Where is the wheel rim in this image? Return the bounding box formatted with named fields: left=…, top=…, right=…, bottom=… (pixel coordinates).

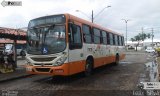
left=85, top=61, right=92, bottom=75
left=116, top=56, right=119, bottom=64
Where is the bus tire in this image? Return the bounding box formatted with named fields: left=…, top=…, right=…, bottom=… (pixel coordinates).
left=115, top=55, right=119, bottom=65
left=84, top=59, right=93, bottom=76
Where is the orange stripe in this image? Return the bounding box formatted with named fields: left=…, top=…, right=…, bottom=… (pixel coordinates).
left=26, top=63, right=69, bottom=76
left=68, top=60, right=85, bottom=75
left=94, top=56, right=115, bottom=68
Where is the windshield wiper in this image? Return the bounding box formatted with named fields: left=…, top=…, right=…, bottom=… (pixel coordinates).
left=43, top=24, right=55, bottom=43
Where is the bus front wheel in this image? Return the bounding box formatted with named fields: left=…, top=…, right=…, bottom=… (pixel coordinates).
left=84, top=59, right=93, bottom=76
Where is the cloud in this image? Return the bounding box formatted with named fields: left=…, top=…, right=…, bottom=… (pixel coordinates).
left=0, top=0, right=160, bottom=40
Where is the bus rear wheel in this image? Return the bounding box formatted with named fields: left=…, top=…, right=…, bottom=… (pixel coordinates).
left=115, top=55, right=119, bottom=65
left=84, top=59, right=93, bottom=76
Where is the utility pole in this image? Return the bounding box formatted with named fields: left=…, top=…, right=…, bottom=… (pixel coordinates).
left=141, top=27, right=144, bottom=48
left=151, top=28, right=154, bottom=48
left=92, top=10, right=94, bottom=23
left=141, top=27, right=144, bottom=41
left=121, top=19, right=130, bottom=48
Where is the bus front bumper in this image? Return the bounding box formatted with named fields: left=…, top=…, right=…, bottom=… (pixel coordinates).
left=25, top=64, right=69, bottom=76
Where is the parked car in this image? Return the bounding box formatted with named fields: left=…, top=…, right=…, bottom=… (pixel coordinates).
left=4, top=44, right=13, bottom=55
left=4, top=44, right=26, bottom=56
left=145, top=47, right=155, bottom=53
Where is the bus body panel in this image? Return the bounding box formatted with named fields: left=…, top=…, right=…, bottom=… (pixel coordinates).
left=26, top=63, right=69, bottom=76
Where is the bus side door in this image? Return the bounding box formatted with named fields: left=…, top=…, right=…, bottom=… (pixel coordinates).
left=68, top=23, right=84, bottom=75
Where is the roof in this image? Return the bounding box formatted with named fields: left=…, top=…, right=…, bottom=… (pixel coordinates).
left=0, top=27, right=26, bottom=40
left=143, top=39, right=160, bottom=42
left=0, top=39, right=26, bottom=44
left=0, top=27, right=26, bottom=36
left=127, top=39, right=160, bottom=44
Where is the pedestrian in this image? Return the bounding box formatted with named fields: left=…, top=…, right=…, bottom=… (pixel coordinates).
left=7, top=53, right=15, bottom=71
left=0, top=51, right=5, bottom=68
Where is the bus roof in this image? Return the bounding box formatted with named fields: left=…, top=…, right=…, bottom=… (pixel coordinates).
left=65, top=13, right=123, bottom=36
left=29, top=13, right=123, bottom=36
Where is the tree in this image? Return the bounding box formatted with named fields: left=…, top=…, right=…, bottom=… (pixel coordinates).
left=131, top=38, right=136, bottom=42
left=130, top=33, right=151, bottom=51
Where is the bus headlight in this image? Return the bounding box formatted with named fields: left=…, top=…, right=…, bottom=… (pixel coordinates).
left=26, top=67, right=32, bottom=71
left=54, top=56, right=67, bottom=66
left=26, top=60, right=33, bottom=66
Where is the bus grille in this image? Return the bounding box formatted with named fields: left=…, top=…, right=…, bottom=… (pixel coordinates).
left=34, top=63, right=53, bottom=66
left=35, top=68, right=50, bottom=72
left=31, top=57, right=55, bottom=62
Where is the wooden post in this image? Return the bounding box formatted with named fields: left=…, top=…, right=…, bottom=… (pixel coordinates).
left=13, top=39, right=17, bottom=68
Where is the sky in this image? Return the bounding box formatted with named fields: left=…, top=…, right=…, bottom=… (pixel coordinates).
left=0, top=0, right=160, bottom=41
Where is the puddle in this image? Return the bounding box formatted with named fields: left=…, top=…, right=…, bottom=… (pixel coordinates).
left=119, top=61, right=133, bottom=65
left=137, top=60, right=159, bottom=90
left=145, top=61, right=159, bottom=82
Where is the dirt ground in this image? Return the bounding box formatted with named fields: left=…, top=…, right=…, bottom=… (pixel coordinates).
left=157, top=57, right=160, bottom=81
left=0, top=51, right=157, bottom=96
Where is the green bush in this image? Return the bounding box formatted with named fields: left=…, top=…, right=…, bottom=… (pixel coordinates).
left=156, top=48, right=160, bottom=52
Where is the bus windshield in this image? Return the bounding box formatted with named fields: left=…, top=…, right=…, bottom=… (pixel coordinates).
left=27, top=25, right=66, bottom=55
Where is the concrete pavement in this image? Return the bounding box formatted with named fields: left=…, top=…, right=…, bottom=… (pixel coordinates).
left=0, top=58, right=32, bottom=82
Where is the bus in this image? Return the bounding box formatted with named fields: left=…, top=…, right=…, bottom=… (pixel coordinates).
left=25, top=13, right=125, bottom=76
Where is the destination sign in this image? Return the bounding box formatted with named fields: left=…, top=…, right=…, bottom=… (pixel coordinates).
left=28, top=15, right=65, bottom=28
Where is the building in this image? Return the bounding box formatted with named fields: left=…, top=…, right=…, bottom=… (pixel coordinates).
left=0, top=27, right=26, bottom=53
left=127, top=39, right=160, bottom=50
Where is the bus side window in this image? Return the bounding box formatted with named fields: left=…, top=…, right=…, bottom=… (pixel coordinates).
left=82, top=24, right=92, bottom=43
left=107, top=32, right=110, bottom=45
left=115, top=35, right=118, bottom=46
left=118, top=36, right=120, bottom=46
left=113, top=34, right=115, bottom=45
left=102, top=31, right=107, bottom=44
left=121, top=36, right=124, bottom=46
left=93, top=28, right=101, bottom=44
left=118, top=36, right=122, bottom=46
left=69, top=23, right=82, bottom=49
left=109, top=33, right=113, bottom=45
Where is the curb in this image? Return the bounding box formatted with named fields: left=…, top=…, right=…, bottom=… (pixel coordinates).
left=0, top=74, right=34, bottom=83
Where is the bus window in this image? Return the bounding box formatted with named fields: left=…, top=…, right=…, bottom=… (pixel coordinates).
left=102, top=31, right=107, bottom=44
left=113, top=34, right=115, bottom=45
left=121, top=36, right=124, bottom=46
left=82, top=24, right=92, bottom=43
left=93, top=28, right=100, bottom=44
left=115, top=35, right=118, bottom=46
left=107, top=32, right=110, bottom=44
left=69, top=24, right=82, bottom=49
left=118, top=36, right=121, bottom=46
left=109, top=33, right=113, bottom=45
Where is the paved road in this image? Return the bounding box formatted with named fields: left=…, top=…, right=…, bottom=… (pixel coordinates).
left=0, top=52, right=155, bottom=96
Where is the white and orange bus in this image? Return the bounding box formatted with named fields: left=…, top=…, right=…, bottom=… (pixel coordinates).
left=25, top=13, right=125, bottom=76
